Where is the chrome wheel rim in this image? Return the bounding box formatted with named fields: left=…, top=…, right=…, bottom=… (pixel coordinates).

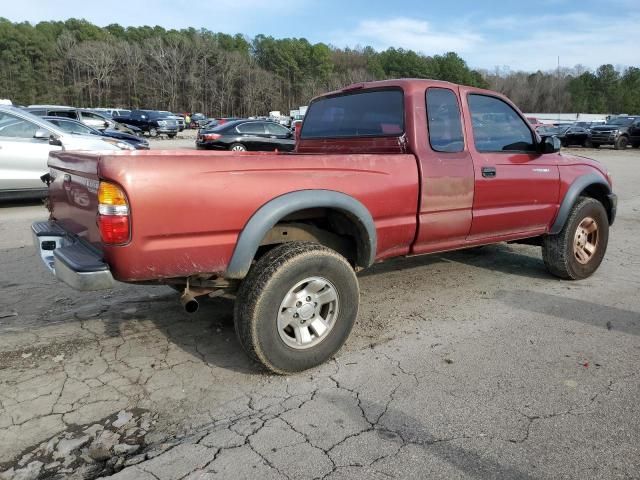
left=573, top=217, right=598, bottom=265
left=277, top=276, right=339, bottom=350
left=231, top=145, right=246, bottom=151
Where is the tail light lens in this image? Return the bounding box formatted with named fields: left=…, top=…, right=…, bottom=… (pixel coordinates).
left=97, top=181, right=130, bottom=244
left=203, top=133, right=221, bottom=140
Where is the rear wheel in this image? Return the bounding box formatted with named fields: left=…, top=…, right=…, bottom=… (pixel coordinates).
left=149, top=127, right=159, bottom=138
left=234, top=242, right=359, bottom=374
left=230, top=143, right=247, bottom=152
left=542, top=197, right=609, bottom=280
left=168, top=133, right=176, bottom=139
left=614, top=136, right=628, bottom=150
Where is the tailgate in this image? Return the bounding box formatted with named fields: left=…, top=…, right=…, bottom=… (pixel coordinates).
left=47, top=151, right=103, bottom=250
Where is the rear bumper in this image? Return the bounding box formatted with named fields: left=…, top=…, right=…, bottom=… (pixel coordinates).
left=32, top=221, right=115, bottom=291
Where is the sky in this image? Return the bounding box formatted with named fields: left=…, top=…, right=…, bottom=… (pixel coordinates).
left=2, top=0, right=638, bottom=72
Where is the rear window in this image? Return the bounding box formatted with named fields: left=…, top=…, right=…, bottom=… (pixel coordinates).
left=301, top=89, right=404, bottom=139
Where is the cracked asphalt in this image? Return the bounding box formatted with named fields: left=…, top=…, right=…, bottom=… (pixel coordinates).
left=0, top=146, right=639, bottom=479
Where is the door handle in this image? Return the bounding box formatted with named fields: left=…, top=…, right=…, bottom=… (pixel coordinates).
left=482, top=166, right=497, bottom=178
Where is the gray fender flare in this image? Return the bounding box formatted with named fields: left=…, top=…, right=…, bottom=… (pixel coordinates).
left=549, top=173, right=611, bottom=235
left=225, top=190, right=377, bottom=279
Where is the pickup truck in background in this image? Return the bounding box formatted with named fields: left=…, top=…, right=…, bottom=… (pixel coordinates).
left=589, top=116, right=640, bottom=149
left=33, top=79, right=617, bottom=374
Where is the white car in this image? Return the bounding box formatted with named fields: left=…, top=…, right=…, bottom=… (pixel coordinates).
left=0, top=106, right=133, bottom=201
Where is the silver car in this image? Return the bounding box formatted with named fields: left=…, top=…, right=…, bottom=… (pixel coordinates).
left=0, top=106, right=132, bottom=201
left=26, top=106, right=115, bottom=131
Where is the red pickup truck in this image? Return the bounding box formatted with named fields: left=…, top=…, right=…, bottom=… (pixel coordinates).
left=33, top=79, right=617, bottom=374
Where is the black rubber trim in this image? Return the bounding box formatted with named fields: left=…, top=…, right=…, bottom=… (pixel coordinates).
left=607, top=193, right=617, bottom=226
left=53, top=241, right=109, bottom=273
left=32, top=220, right=67, bottom=237
left=550, top=173, right=611, bottom=235
left=225, top=190, right=377, bottom=279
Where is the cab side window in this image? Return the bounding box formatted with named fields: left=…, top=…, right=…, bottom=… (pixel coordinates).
left=237, top=123, right=266, bottom=134
left=468, top=94, right=535, bottom=152
left=426, top=88, right=464, bottom=153
left=265, top=123, right=290, bottom=136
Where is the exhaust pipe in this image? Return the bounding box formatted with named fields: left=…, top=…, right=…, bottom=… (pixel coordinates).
left=180, top=291, right=199, bottom=313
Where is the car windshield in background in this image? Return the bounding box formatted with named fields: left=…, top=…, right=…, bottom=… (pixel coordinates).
left=608, top=117, right=635, bottom=126
left=301, top=89, right=404, bottom=139
left=541, top=126, right=569, bottom=135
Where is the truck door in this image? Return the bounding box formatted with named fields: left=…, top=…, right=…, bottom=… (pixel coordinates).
left=461, top=91, right=559, bottom=239
left=411, top=86, right=475, bottom=254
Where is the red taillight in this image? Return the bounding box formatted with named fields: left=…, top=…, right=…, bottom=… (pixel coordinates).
left=97, top=181, right=130, bottom=244
left=203, top=133, right=221, bottom=140
left=98, top=215, right=130, bottom=244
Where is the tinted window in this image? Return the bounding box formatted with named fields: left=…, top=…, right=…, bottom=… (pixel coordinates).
left=0, top=112, right=41, bottom=138
left=237, top=122, right=266, bottom=134
left=426, top=88, right=464, bottom=153
left=49, top=119, right=93, bottom=135
left=81, top=111, right=104, bottom=120
left=265, top=123, right=290, bottom=136
left=49, top=110, right=77, bottom=119
left=468, top=94, right=534, bottom=152
left=301, top=89, right=404, bottom=139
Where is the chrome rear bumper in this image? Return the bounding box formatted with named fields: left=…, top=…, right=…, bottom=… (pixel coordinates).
left=32, top=221, right=115, bottom=291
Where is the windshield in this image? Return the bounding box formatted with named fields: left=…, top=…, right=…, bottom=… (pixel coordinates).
left=608, top=117, right=634, bottom=126
left=47, top=118, right=98, bottom=135
left=301, top=89, right=404, bottom=139
left=540, top=126, right=568, bottom=135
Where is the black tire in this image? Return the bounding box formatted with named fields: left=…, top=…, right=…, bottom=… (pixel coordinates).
left=229, top=143, right=247, bottom=152
left=592, top=143, right=600, bottom=149
left=632, top=142, right=640, bottom=149
left=234, top=242, right=359, bottom=374
left=542, top=197, right=609, bottom=280
left=149, top=127, right=159, bottom=138
left=168, top=134, right=176, bottom=139
left=614, top=136, right=628, bottom=150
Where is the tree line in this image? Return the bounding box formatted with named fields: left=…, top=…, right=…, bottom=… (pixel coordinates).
left=0, top=18, right=638, bottom=117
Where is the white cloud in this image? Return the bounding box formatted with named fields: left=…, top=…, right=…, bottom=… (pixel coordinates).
left=331, top=13, right=640, bottom=72
left=331, top=17, right=482, bottom=55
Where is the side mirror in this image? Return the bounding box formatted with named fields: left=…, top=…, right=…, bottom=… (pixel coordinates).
left=539, top=135, right=561, bottom=154
left=34, top=129, right=50, bottom=140
left=103, top=121, right=109, bottom=129
left=49, top=135, right=62, bottom=147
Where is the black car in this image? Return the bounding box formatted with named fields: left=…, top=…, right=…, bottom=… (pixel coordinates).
left=112, top=110, right=179, bottom=138
left=190, top=113, right=209, bottom=129
left=43, top=116, right=150, bottom=150
left=589, top=116, right=640, bottom=149
left=196, top=119, right=295, bottom=152
left=538, top=125, right=590, bottom=147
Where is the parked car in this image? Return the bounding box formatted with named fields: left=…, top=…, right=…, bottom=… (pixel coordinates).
left=26, top=106, right=114, bottom=131
left=0, top=106, right=131, bottom=200
left=32, top=79, right=616, bottom=374
left=538, top=125, right=591, bottom=147
left=196, top=119, right=295, bottom=151
left=589, top=116, right=640, bottom=149
left=190, top=113, right=209, bottom=128
left=42, top=117, right=149, bottom=150
left=112, top=110, right=179, bottom=137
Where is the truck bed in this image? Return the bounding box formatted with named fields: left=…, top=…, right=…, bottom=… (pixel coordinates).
left=47, top=149, right=420, bottom=282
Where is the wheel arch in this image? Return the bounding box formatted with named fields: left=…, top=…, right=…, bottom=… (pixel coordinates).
left=550, top=173, right=613, bottom=235
left=225, top=190, right=377, bottom=279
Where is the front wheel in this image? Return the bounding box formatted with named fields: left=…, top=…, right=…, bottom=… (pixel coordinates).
left=542, top=197, right=609, bottom=280
left=230, top=143, right=247, bottom=152
left=234, top=242, right=359, bottom=374
left=168, top=134, right=176, bottom=139
left=614, top=136, right=628, bottom=150
left=149, top=127, right=159, bottom=138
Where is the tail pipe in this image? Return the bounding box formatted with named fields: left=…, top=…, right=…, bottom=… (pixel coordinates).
left=180, top=291, right=199, bottom=313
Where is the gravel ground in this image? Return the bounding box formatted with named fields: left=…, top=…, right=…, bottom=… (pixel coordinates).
left=0, top=146, right=638, bottom=479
